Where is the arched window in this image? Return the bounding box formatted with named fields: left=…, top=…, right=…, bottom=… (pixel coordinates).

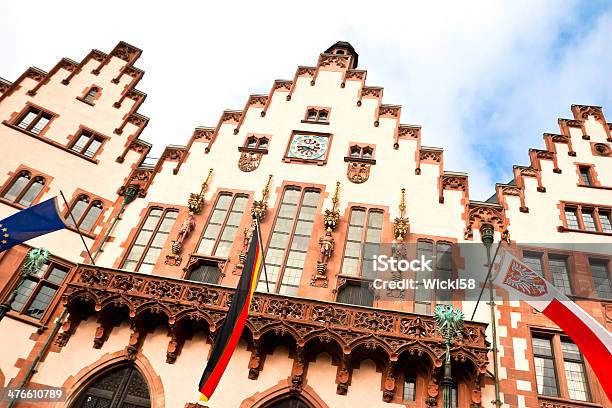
left=73, top=365, right=150, bottom=408
left=2, top=170, right=46, bottom=207
left=65, top=194, right=104, bottom=233
left=83, top=87, right=99, bottom=104
left=304, top=107, right=331, bottom=123
left=307, top=109, right=318, bottom=121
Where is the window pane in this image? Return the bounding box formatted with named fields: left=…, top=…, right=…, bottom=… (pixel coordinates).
left=283, top=189, right=301, bottom=204
left=534, top=356, right=558, bottom=396
left=367, top=211, right=383, bottom=228
left=71, top=134, right=90, bottom=153
left=18, top=177, right=44, bottom=206
left=349, top=209, right=365, bottom=226
left=30, top=115, right=50, bottom=134
left=26, top=284, right=57, bottom=319
left=403, top=377, right=416, bottom=401
left=18, top=110, right=38, bottom=129
left=532, top=337, right=553, bottom=356
left=214, top=241, right=232, bottom=258
left=599, top=212, right=612, bottom=233
left=3, top=172, right=30, bottom=202
left=590, top=259, right=611, bottom=299
left=582, top=210, right=596, bottom=231
left=565, top=208, right=579, bottom=229
left=47, top=265, right=69, bottom=285
left=66, top=196, right=89, bottom=227
left=79, top=202, right=103, bottom=232
left=337, top=283, right=373, bottom=306
left=188, top=264, right=220, bottom=284
left=302, top=191, right=320, bottom=206
left=197, top=239, right=215, bottom=256
left=523, top=252, right=543, bottom=276
left=548, top=256, right=571, bottom=295
left=9, top=278, right=37, bottom=312
left=579, top=167, right=592, bottom=186
left=84, top=138, right=103, bottom=158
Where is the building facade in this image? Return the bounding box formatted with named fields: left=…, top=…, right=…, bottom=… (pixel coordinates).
left=0, top=41, right=610, bottom=408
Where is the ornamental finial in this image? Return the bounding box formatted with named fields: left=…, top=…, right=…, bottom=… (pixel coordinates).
left=332, top=181, right=340, bottom=211
left=188, top=168, right=213, bottom=214
left=251, top=175, right=273, bottom=221
left=399, top=187, right=406, bottom=217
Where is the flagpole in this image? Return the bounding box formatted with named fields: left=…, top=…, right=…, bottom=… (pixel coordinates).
left=7, top=193, right=97, bottom=408
left=254, top=215, right=270, bottom=293
left=470, top=240, right=502, bottom=321
left=479, top=224, right=502, bottom=408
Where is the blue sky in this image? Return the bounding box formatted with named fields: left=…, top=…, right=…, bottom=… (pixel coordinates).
left=1, top=1, right=611, bottom=199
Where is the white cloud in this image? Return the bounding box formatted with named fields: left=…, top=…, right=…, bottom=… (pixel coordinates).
left=1, top=0, right=610, bottom=199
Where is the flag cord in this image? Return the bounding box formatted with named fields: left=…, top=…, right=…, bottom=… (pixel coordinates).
left=254, top=216, right=271, bottom=293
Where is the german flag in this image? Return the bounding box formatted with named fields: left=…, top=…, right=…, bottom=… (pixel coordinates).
left=198, top=222, right=264, bottom=401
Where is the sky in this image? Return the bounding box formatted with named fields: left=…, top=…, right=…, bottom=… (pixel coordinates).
left=1, top=1, right=611, bottom=200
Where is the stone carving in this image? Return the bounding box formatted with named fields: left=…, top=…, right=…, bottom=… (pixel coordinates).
left=165, top=212, right=195, bottom=266
left=188, top=168, right=213, bottom=214
left=238, top=151, right=263, bottom=172
left=394, top=188, right=409, bottom=241
left=347, top=162, right=370, bottom=184
left=312, top=182, right=340, bottom=287
left=250, top=175, right=273, bottom=221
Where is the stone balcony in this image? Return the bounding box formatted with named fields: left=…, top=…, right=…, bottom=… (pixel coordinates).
left=58, top=265, right=490, bottom=406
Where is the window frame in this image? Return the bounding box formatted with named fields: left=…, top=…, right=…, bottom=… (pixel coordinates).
left=77, top=85, right=102, bottom=106
left=413, top=238, right=456, bottom=314
left=588, top=257, right=612, bottom=300
left=560, top=202, right=612, bottom=236
left=0, top=166, right=50, bottom=208
left=344, top=143, right=377, bottom=164
left=195, top=192, right=250, bottom=258
left=339, top=206, right=385, bottom=278
left=261, top=186, right=321, bottom=294
left=302, top=106, right=331, bottom=124
left=64, top=193, right=106, bottom=235
left=530, top=330, right=593, bottom=403
left=11, top=103, right=56, bottom=136
left=238, top=133, right=271, bottom=153
left=68, top=127, right=108, bottom=160
left=5, top=256, right=73, bottom=323
left=121, top=206, right=179, bottom=273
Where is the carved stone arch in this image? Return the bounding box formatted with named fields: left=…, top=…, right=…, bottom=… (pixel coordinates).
left=132, top=301, right=174, bottom=322
left=255, top=322, right=302, bottom=346
left=302, top=328, right=347, bottom=353
left=66, top=289, right=101, bottom=310
left=346, top=335, right=393, bottom=359
left=395, top=341, right=442, bottom=369
left=61, top=351, right=164, bottom=408
left=98, top=294, right=137, bottom=316
left=240, top=379, right=329, bottom=408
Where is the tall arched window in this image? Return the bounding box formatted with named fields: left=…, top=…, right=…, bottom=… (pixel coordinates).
left=196, top=193, right=249, bottom=258
left=1, top=170, right=46, bottom=206
left=122, top=208, right=178, bottom=273
left=65, top=194, right=104, bottom=233
left=73, top=365, right=150, bottom=408
left=264, top=396, right=314, bottom=408
left=258, top=187, right=320, bottom=295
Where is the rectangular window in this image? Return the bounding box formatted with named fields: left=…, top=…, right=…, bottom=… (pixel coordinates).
left=523, top=252, right=544, bottom=276
left=548, top=256, right=572, bottom=295
left=257, top=188, right=320, bottom=295
left=9, top=260, right=70, bottom=320
left=187, top=262, right=221, bottom=284
left=414, top=240, right=433, bottom=314
left=122, top=208, right=178, bottom=273
left=436, top=242, right=453, bottom=304
left=15, top=106, right=53, bottom=135
left=532, top=337, right=559, bottom=397
left=590, top=259, right=611, bottom=299
left=581, top=210, right=597, bottom=231
left=403, top=376, right=416, bottom=402
left=197, top=193, right=248, bottom=258
left=341, top=208, right=383, bottom=279
left=599, top=211, right=612, bottom=233
left=70, top=130, right=105, bottom=158
left=564, top=207, right=579, bottom=230
left=578, top=166, right=592, bottom=186
left=561, top=340, right=590, bottom=401
left=336, top=281, right=374, bottom=307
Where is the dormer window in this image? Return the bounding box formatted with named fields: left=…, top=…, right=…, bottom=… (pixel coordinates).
left=350, top=146, right=361, bottom=158
left=302, top=107, right=331, bottom=124
left=346, top=144, right=376, bottom=161
left=242, top=134, right=270, bottom=151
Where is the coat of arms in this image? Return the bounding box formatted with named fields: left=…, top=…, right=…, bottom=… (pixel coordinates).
left=503, top=259, right=548, bottom=297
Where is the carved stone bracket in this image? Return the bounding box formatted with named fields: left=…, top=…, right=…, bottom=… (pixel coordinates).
left=393, top=188, right=409, bottom=241
left=336, top=353, right=350, bottom=395
left=312, top=182, right=340, bottom=287
left=248, top=339, right=264, bottom=380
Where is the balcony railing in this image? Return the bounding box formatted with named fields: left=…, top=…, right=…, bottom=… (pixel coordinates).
left=62, top=265, right=489, bottom=369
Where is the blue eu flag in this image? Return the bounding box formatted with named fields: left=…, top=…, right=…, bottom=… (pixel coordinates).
left=0, top=197, right=67, bottom=253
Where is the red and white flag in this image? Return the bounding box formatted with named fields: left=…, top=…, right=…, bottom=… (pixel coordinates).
left=492, top=248, right=612, bottom=401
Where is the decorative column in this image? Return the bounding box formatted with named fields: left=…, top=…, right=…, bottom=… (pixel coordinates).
left=311, top=181, right=340, bottom=287
left=390, top=188, right=409, bottom=299
left=166, top=168, right=213, bottom=266
left=237, top=175, right=273, bottom=268
left=393, top=188, right=409, bottom=242
left=0, top=248, right=49, bottom=322
left=434, top=304, right=464, bottom=408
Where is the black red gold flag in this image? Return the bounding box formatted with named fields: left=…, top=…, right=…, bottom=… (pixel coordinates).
left=198, top=222, right=263, bottom=401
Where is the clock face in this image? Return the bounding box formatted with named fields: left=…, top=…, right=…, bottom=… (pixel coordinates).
left=288, top=134, right=329, bottom=160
